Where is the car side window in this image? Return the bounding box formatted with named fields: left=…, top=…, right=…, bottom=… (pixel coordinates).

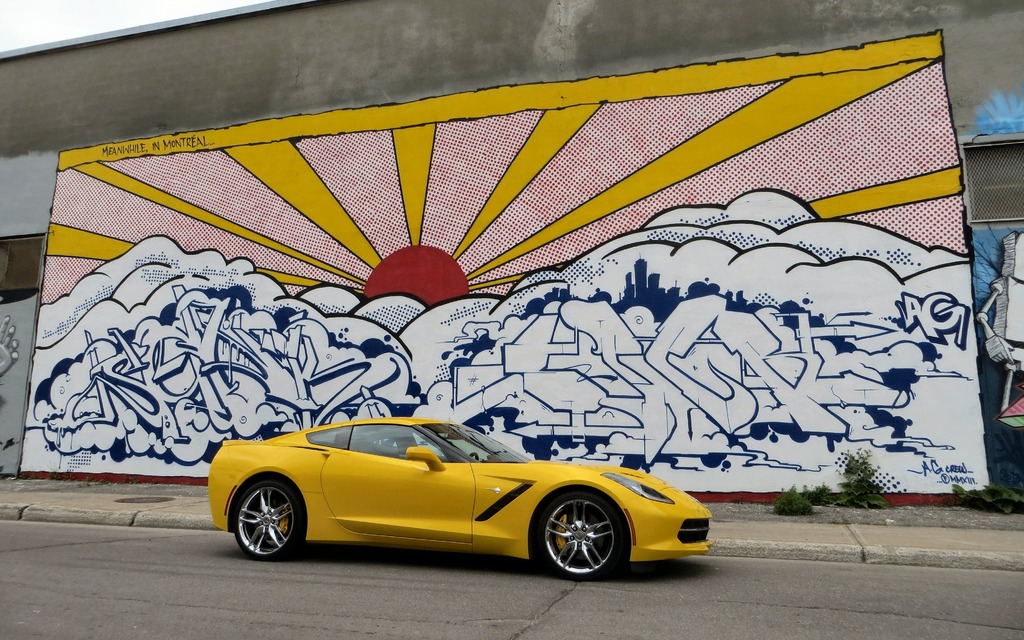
left=306, top=426, right=352, bottom=449
left=349, top=425, right=448, bottom=461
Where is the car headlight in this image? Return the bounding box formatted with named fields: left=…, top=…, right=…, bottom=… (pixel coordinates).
left=602, top=472, right=675, bottom=504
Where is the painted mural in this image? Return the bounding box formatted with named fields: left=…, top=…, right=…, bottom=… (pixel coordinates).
left=973, top=228, right=1024, bottom=489
left=974, top=83, right=1024, bottom=135
left=0, top=289, right=34, bottom=475
left=23, top=33, right=988, bottom=492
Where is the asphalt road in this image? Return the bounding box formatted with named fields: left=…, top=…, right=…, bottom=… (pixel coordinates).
left=1, top=521, right=1021, bottom=640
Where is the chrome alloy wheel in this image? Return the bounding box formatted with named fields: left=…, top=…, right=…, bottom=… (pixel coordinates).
left=236, top=483, right=296, bottom=558
left=543, top=496, right=619, bottom=577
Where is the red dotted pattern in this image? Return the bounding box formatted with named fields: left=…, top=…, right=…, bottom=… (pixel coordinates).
left=50, top=62, right=965, bottom=297
left=670, top=64, right=958, bottom=202
left=635, top=65, right=962, bottom=244
left=49, top=170, right=364, bottom=288
left=422, top=111, right=543, bottom=253
left=458, top=84, right=778, bottom=274
left=852, top=196, right=967, bottom=253
left=469, top=205, right=654, bottom=286
left=473, top=283, right=514, bottom=297
left=299, top=131, right=408, bottom=260
left=40, top=256, right=103, bottom=304
left=470, top=65, right=964, bottom=282
left=111, top=151, right=369, bottom=279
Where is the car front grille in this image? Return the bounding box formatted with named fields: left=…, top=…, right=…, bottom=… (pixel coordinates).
left=678, top=518, right=710, bottom=543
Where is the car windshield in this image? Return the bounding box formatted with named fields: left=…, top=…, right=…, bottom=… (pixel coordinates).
left=421, top=422, right=528, bottom=463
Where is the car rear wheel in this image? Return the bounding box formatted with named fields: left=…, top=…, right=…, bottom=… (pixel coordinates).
left=234, top=479, right=305, bottom=561
left=536, top=491, right=626, bottom=580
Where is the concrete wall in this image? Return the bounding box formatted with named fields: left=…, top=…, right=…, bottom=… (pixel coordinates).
left=3, top=0, right=1024, bottom=156
left=3, top=0, right=1024, bottom=490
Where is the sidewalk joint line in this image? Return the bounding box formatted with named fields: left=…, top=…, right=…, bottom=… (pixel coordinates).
left=846, top=524, right=868, bottom=562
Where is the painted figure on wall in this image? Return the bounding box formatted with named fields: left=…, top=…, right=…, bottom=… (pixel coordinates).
left=0, top=289, right=33, bottom=475
left=973, top=229, right=1024, bottom=488
left=23, top=34, right=989, bottom=492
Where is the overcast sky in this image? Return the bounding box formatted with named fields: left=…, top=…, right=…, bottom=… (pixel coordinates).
left=0, top=0, right=275, bottom=53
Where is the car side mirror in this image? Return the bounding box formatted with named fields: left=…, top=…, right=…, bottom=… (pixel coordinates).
left=405, top=446, right=446, bottom=471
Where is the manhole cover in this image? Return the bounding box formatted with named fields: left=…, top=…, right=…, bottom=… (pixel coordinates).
left=114, top=496, right=175, bottom=504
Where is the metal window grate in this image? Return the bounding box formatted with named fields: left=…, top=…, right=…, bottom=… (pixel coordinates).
left=964, top=143, right=1024, bottom=222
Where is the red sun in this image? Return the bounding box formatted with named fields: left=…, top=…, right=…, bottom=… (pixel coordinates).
left=363, top=245, right=469, bottom=306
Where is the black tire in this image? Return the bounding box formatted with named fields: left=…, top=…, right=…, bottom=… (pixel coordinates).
left=535, top=491, right=627, bottom=580
left=233, top=479, right=306, bottom=561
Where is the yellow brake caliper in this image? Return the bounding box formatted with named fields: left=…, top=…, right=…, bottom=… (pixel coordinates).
left=555, top=514, right=568, bottom=551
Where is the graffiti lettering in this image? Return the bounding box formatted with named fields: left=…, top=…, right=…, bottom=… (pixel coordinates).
left=101, top=141, right=149, bottom=157
left=999, top=468, right=1023, bottom=487
left=99, top=136, right=212, bottom=158
left=30, top=282, right=417, bottom=466
left=897, top=292, right=969, bottom=350
left=158, top=135, right=211, bottom=151
left=912, top=459, right=977, bottom=485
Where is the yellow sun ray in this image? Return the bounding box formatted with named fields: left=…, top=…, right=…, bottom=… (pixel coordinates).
left=810, top=167, right=962, bottom=219
left=74, top=162, right=367, bottom=285
left=467, top=274, right=529, bottom=291
left=466, top=60, right=932, bottom=280
left=59, top=34, right=943, bottom=169
left=453, top=105, right=600, bottom=259
left=227, top=142, right=380, bottom=267
left=393, top=124, right=436, bottom=246
left=47, top=224, right=133, bottom=260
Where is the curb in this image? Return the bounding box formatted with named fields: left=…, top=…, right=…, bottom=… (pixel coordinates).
left=133, top=511, right=217, bottom=531
left=3, top=504, right=1022, bottom=572
left=862, top=546, right=1024, bottom=572
left=708, top=540, right=865, bottom=564
left=21, top=505, right=137, bottom=527
left=1, top=503, right=216, bottom=530
left=708, top=539, right=1024, bottom=572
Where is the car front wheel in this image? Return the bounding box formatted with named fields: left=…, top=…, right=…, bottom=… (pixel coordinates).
left=536, top=491, right=626, bottom=580
left=234, top=479, right=305, bottom=561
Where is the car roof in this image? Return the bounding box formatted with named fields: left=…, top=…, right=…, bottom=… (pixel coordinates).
left=267, top=417, right=444, bottom=442
left=308, top=417, right=441, bottom=432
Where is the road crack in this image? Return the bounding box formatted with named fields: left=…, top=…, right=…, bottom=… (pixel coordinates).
left=509, top=582, right=578, bottom=640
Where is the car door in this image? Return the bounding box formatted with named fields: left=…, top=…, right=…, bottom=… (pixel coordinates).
left=319, top=423, right=476, bottom=544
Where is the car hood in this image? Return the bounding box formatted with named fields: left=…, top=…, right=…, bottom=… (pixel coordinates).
left=517, top=460, right=674, bottom=488
left=473, top=460, right=693, bottom=500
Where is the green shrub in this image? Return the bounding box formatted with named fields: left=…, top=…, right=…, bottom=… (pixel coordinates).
left=833, top=449, right=889, bottom=509
left=953, top=484, right=1024, bottom=514
left=774, top=487, right=814, bottom=515
left=800, top=483, right=834, bottom=506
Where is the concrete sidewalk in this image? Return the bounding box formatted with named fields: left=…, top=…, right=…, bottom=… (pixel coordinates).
left=2, top=480, right=1022, bottom=572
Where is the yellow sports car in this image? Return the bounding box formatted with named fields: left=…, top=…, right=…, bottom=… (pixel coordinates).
left=208, top=417, right=713, bottom=580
